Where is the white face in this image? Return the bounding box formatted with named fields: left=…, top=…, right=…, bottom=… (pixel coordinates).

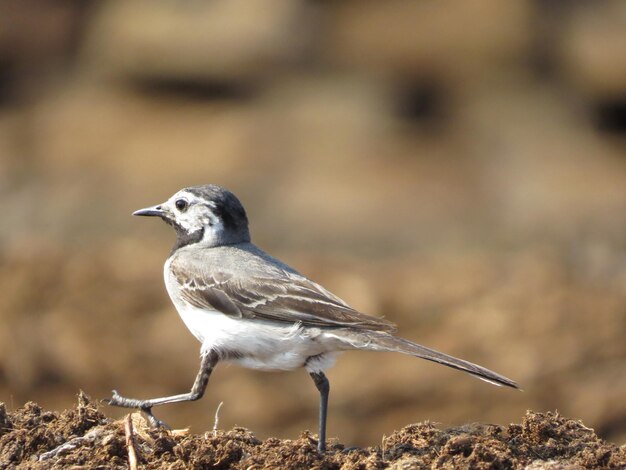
left=161, top=190, right=225, bottom=245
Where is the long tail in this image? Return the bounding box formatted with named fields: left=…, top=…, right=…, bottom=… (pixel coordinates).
left=343, top=331, right=519, bottom=389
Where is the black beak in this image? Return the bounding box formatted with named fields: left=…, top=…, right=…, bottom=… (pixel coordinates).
left=133, top=204, right=166, bottom=217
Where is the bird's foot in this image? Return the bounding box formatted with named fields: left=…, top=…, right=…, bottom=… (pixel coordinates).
left=140, top=407, right=172, bottom=430
left=103, top=389, right=142, bottom=408
left=103, top=390, right=172, bottom=429
left=306, top=435, right=326, bottom=452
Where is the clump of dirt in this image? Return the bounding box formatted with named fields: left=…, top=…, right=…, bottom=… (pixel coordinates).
left=0, top=393, right=624, bottom=469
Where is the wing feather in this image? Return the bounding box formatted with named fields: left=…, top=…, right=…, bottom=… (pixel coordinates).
left=171, top=262, right=396, bottom=332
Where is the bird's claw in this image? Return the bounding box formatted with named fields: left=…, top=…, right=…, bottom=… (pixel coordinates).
left=103, top=390, right=172, bottom=429
left=104, top=389, right=121, bottom=406
left=142, top=409, right=172, bottom=430
left=104, top=389, right=136, bottom=408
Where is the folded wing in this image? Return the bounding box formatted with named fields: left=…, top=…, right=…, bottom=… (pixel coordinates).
left=171, top=262, right=397, bottom=332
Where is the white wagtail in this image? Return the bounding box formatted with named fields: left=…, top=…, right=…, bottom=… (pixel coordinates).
left=106, top=184, right=518, bottom=451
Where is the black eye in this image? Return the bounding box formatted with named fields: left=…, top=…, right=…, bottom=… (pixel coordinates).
left=175, top=199, right=188, bottom=211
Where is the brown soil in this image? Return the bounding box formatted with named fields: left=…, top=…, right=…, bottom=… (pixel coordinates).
left=1, top=393, right=624, bottom=469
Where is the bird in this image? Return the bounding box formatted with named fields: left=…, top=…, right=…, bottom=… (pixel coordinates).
left=106, top=184, right=518, bottom=451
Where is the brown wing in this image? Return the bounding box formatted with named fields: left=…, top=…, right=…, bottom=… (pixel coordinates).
left=171, top=263, right=396, bottom=332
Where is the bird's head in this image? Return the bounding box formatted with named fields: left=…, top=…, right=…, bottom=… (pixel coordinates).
left=134, top=184, right=250, bottom=249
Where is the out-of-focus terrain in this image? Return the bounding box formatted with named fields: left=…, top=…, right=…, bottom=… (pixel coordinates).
left=0, top=0, right=625, bottom=448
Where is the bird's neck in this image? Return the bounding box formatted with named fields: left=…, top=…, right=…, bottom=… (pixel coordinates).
left=170, top=225, right=251, bottom=255
left=171, top=226, right=205, bottom=254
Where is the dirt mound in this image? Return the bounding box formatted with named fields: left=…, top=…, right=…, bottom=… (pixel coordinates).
left=0, top=393, right=624, bottom=469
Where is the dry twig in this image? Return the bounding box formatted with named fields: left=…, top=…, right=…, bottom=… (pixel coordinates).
left=125, top=414, right=139, bottom=470
left=38, top=426, right=105, bottom=461
left=213, top=401, right=224, bottom=436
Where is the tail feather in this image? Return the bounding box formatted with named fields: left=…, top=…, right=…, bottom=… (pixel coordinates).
left=353, top=332, right=519, bottom=389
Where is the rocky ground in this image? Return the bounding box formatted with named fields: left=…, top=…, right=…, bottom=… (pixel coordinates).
left=1, top=393, right=624, bottom=469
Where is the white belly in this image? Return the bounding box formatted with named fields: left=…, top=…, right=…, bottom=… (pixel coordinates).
left=163, top=258, right=341, bottom=372
left=175, top=302, right=338, bottom=371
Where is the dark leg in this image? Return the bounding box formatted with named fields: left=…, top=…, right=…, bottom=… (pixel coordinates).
left=105, top=351, right=218, bottom=428
left=309, top=371, right=330, bottom=452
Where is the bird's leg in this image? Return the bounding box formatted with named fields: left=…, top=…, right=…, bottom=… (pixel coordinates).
left=309, top=371, right=330, bottom=452
left=105, top=351, right=218, bottom=428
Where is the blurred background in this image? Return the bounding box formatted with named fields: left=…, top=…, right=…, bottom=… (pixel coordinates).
left=0, top=0, right=625, bottom=447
